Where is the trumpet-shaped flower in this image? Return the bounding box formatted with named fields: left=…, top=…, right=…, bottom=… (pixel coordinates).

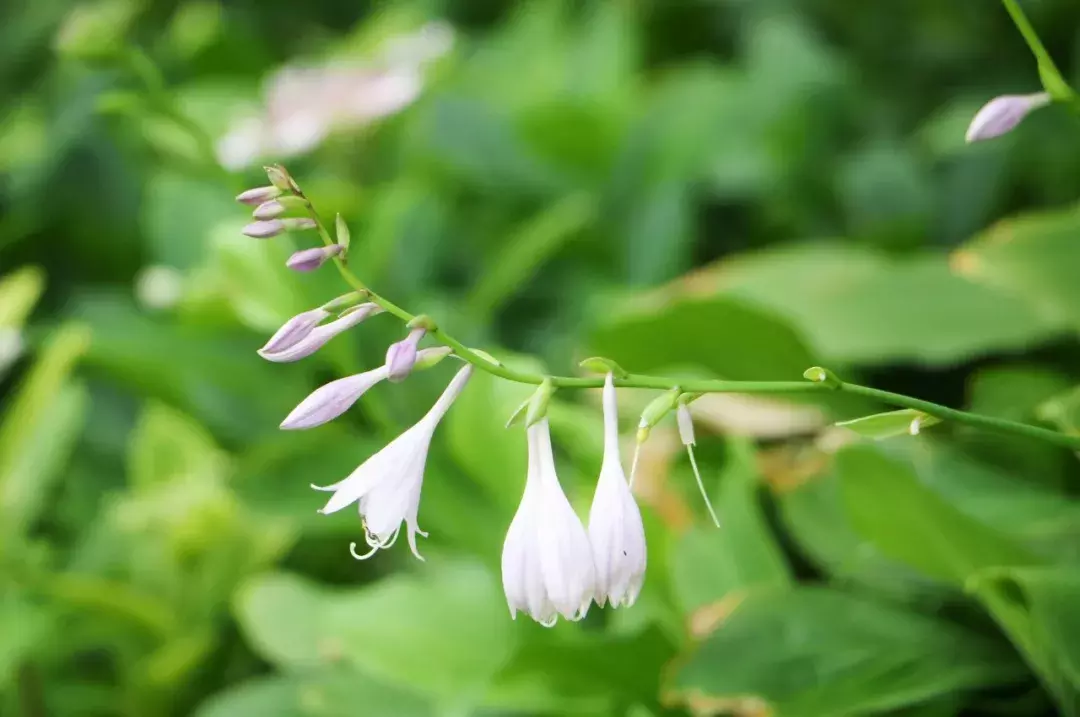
left=502, top=419, right=597, bottom=626
left=311, top=364, right=473, bottom=559
left=258, top=303, right=378, bottom=362
left=587, top=374, right=646, bottom=608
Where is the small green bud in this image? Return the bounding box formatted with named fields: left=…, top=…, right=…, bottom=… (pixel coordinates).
left=414, top=346, right=453, bottom=371
left=578, top=356, right=629, bottom=379
left=407, top=314, right=437, bottom=331
left=525, top=378, right=556, bottom=427
left=265, top=164, right=298, bottom=193
left=335, top=213, right=351, bottom=253
left=803, top=366, right=842, bottom=388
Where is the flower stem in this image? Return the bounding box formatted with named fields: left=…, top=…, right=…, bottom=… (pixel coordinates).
left=296, top=196, right=1080, bottom=452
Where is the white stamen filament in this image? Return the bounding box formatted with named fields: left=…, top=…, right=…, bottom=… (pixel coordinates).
left=687, top=445, right=721, bottom=528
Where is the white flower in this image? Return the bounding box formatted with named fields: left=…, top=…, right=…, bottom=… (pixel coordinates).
left=587, top=374, right=647, bottom=608
left=312, top=364, right=472, bottom=560
left=502, top=419, right=596, bottom=626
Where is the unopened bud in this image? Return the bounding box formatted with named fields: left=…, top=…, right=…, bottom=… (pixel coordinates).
left=676, top=402, right=695, bottom=446
left=260, top=307, right=331, bottom=354
left=253, top=200, right=286, bottom=219
left=286, top=244, right=344, bottom=272
left=335, top=213, right=351, bottom=252
left=965, top=92, right=1051, bottom=143
left=265, top=164, right=298, bottom=192
left=385, top=327, right=426, bottom=382
left=236, top=185, right=282, bottom=206
left=803, top=366, right=842, bottom=388
left=258, top=303, right=379, bottom=362
left=413, top=346, right=453, bottom=370
left=242, top=218, right=317, bottom=239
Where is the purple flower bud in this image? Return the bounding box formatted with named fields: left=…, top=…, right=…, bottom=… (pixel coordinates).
left=286, top=244, right=344, bottom=272
left=236, top=185, right=282, bottom=205
left=243, top=220, right=285, bottom=238
left=260, top=307, right=331, bottom=355
left=253, top=200, right=286, bottom=220
left=281, top=367, right=389, bottom=429
left=258, top=303, right=379, bottom=362
left=385, top=327, right=426, bottom=382
left=965, top=92, right=1051, bottom=143
left=242, top=217, right=317, bottom=239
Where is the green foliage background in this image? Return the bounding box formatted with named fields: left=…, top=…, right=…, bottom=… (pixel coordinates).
left=2, top=0, right=1080, bottom=715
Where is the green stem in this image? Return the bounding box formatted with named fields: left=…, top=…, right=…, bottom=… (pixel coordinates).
left=294, top=195, right=1080, bottom=452
left=1000, top=0, right=1076, bottom=102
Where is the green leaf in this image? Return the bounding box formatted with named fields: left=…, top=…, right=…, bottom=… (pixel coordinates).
left=589, top=295, right=815, bottom=381
left=0, top=591, right=52, bottom=684
left=667, top=587, right=1023, bottom=717
left=707, top=242, right=1063, bottom=365
left=0, top=323, right=90, bottom=535
left=836, top=444, right=1036, bottom=584
left=128, top=401, right=228, bottom=489
left=0, top=265, right=45, bottom=328
left=969, top=567, right=1080, bottom=716
left=670, top=438, right=791, bottom=615
left=836, top=409, right=940, bottom=439
left=196, top=670, right=434, bottom=717
left=953, top=204, right=1080, bottom=331
left=235, top=562, right=516, bottom=701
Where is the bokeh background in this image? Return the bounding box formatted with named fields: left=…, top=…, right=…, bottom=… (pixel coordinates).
left=3, top=0, right=1080, bottom=715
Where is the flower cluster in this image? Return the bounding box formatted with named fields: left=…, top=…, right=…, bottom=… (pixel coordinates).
left=234, top=166, right=724, bottom=627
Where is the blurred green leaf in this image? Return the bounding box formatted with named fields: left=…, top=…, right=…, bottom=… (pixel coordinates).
left=836, top=444, right=1036, bottom=584
left=667, top=587, right=1023, bottom=717
left=953, top=204, right=1080, bottom=331
left=196, top=670, right=434, bottom=717
left=835, top=409, right=940, bottom=440
left=670, top=438, right=791, bottom=615
left=0, top=265, right=45, bottom=328
left=706, top=242, right=1063, bottom=366
left=236, top=561, right=516, bottom=701
left=0, top=592, right=52, bottom=684
left=969, top=567, right=1080, bottom=716
left=590, top=295, right=815, bottom=381
left=141, top=171, right=238, bottom=269
left=128, top=400, right=227, bottom=489
left=0, top=323, right=90, bottom=535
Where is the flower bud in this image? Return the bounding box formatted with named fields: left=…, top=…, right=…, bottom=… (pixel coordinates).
left=286, top=244, right=343, bottom=272
left=258, top=303, right=379, bottom=362
left=965, top=92, right=1051, bottom=143
left=676, top=402, right=695, bottom=446
left=236, top=185, right=282, bottom=206
left=252, top=200, right=286, bottom=219
left=335, top=213, right=351, bottom=252
left=242, top=217, right=317, bottom=239
left=636, top=388, right=681, bottom=442
left=385, top=327, right=426, bottom=382
left=260, top=307, right=331, bottom=355
left=525, top=378, right=556, bottom=427
left=265, top=164, right=299, bottom=192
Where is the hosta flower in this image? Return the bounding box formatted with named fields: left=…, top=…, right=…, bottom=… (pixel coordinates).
left=587, top=374, right=647, bottom=608
left=286, top=244, right=343, bottom=272
left=258, top=303, right=379, bottom=362
left=312, top=364, right=473, bottom=560
left=280, top=347, right=448, bottom=429
left=965, top=92, right=1050, bottom=143
left=502, top=419, right=596, bottom=626
left=385, top=327, right=426, bottom=382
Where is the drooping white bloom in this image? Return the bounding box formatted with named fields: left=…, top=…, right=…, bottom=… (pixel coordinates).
left=258, top=303, right=379, bottom=362
left=312, top=364, right=473, bottom=560
left=965, top=92, right=1051, bottom=143
left=587, top=374, right=647, bottom=608
left=502, top=419, right=597, bottom=626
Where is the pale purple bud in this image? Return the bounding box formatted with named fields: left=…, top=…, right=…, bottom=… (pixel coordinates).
left=965, top=92, right=1051, bottom=143
left=385, top=327, right=426, bottom=382
left=280, top=347, right=448, bottom=429
left=236, top=185, right=282, bottom=205
left=242, top=217, right=317, bottom=239
left=253, top=200, right=286, bottom=220
left=243, top=220, right=285, bottom=238
left=677, top=403, right=695, bottom=446
left=260, top=307, right=331, bottom=355
left=258, top=303, right=379, bottom=362
left=286, top=244, right=343, bottom=272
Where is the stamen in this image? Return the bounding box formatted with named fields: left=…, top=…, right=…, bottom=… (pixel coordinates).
left=628, top=442, right=642, bottom=489
left=687, top=445, right=721, bottom=528
left=349, top=541, right=379, bottom=560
